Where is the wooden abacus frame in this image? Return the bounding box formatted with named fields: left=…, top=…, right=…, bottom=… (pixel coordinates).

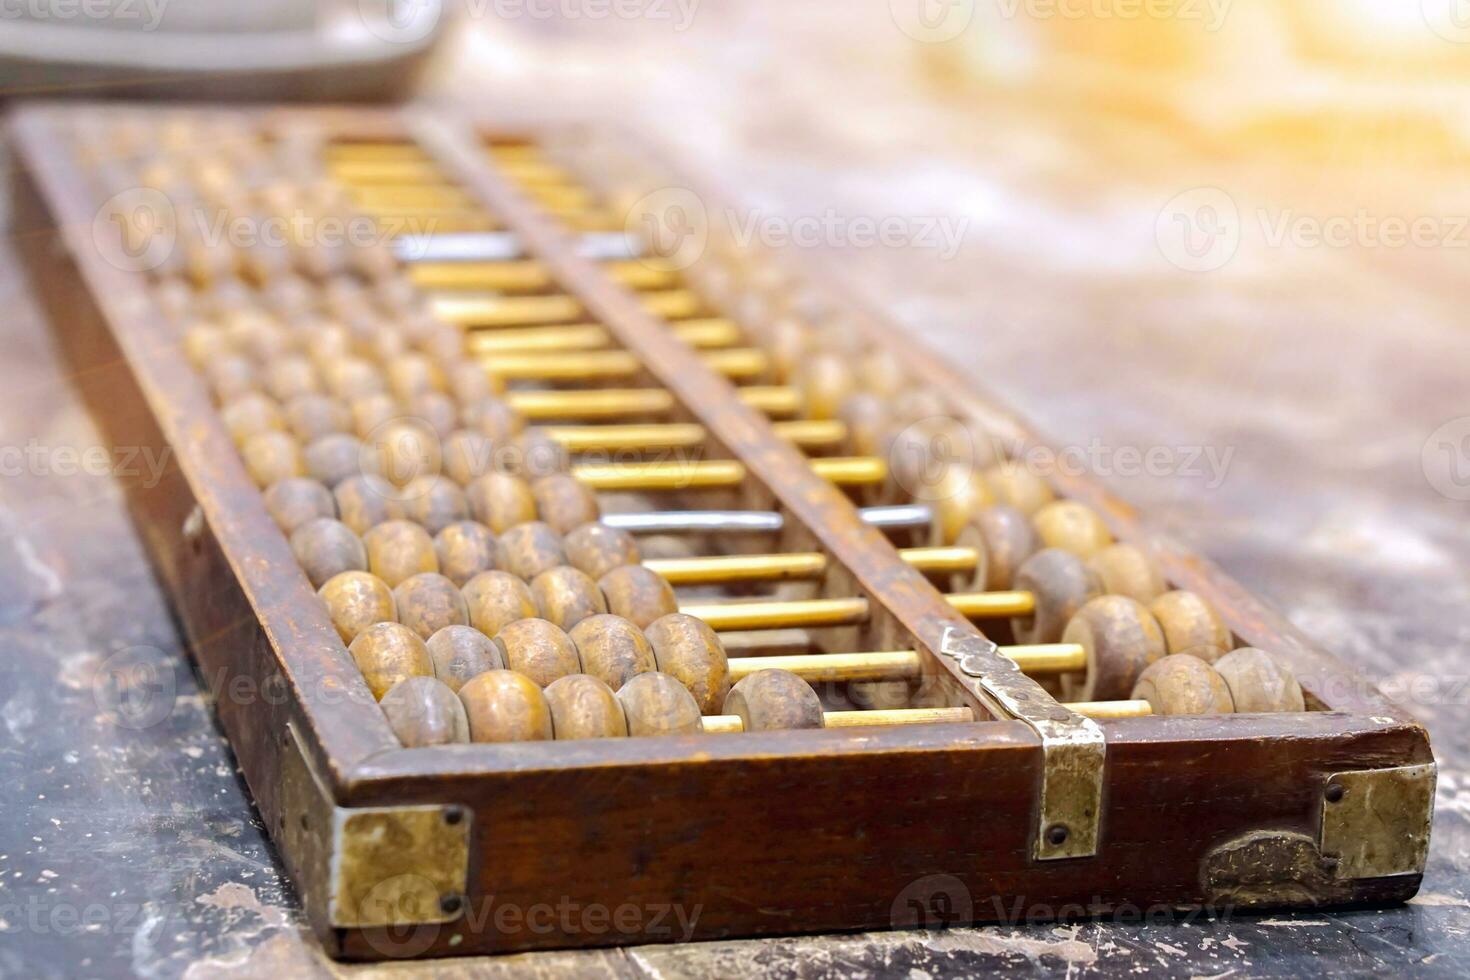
left=8, top=102, right=1434, bottom=961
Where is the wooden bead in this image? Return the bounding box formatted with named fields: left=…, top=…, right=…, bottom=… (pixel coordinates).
left=1214, top=648, right=1304, bottom=713
left=493, top=618, right=582, bottom=688
left=380, top=676, right=469, bottom=747
left=333, top=474, right=401, bottom=535
left=563, top=522, right=641, bottom=580
left=466, top=473, right=538, bottom=534
left=318, top=570, right=396, bottom=644
left=497, top=521, right=567, bottom=580
left=350, top=394, right=400, bottom=441
left=282, top=393, right=351, bottom=442
left=616, top=671, right=704, bottom=736
left=723, top=670, right=824, bottom=732
left=263, top=477, right=336, bottom=534
left=459, top=670, right=554, bottom=743
left=599, top=565, right=678, bottom=629
left=367, top=417, right=443, bottom=488
left=349, top=621, right=433, bottom=700
left=406, top=391, right=459, bottom=441
left=220, top=393, right=283, bottom=446
left=363, top=520, right=439, bottom=587
left=544, top=674, right=628, bottom=740
left=393, top=572, right=469, bottom=640
left=465, top=396, right=523, bottom=443
left=447, top=361, right=493, bottom=405
left=443, top=430, right=495, bottom=487
left=1177, top=643, right=1228, bottom=664
left=1132, top=654, right=1235, bottom=716
left=1011, top=548, right=1102, bottom=645
left=766, top=317, right=813, bottom=382
left=462, top=571, right=538, bottom=637
left=1149, top=590, right=1232, bottom=655
left=530, top=566, right=608, bottom=631
left=797, top=351, right=854, bottom=420
left=645, top=613, right=729, bottom=715
left=569, top=614, right=657, bottom=691
left=386, top=352, right=444, bottom=401
left=1087, top=543, right=1167, bottom=604
left=325, top=358, right=385, bottom=402
left=838, top=392, right=893, bottom=459
left=955, top=505, right=1037, bottom=592
left=1032, top=500, right=1113, bottom=558
left=426, top=624, right=504, bottom=692
left=892, top=389, right=949, bottom=426
left=927, top=467, right=994, bottom=547
left=206, top=354, right=258, bottom=403
left=433, top=521, right=498, bottom=586
left=241, top=430, right=304, bottom=487
left=400, top=475, right=469, bottom=535
left=984, top=461, right=1055, bottom=516
left=511, top=431, right=569, bottom=480
left=263, top=355, right=321, bottom=402
left=302, top=433, right=364, bottom=488
left=1061, top=595, right=1167, bottom=701
left=290, top=518, right=367, bottom=589
left=531, top=473, right=601, bottom=535
left=183, top=322, right=231, bottom=369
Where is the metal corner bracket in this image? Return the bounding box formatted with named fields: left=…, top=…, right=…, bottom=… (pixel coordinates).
left=939, top=627, right=1106, bottom=861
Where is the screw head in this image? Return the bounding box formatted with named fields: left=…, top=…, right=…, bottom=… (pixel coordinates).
left=439, top=894, right=464, bottom=916
left=443, top=806, right=465, bottom=826
left=1046, top=824, right=1069, bottom=846
left=1325, top=783, right=1345, bottom=804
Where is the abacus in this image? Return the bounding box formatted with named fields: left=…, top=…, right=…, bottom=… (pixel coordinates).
left=9, top=103, right=1434, bottom=961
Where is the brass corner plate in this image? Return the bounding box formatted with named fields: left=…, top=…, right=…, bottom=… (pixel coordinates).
left=1321, top=763, right=1435, bottom=880
left=280, top=725, right=472, bottom=929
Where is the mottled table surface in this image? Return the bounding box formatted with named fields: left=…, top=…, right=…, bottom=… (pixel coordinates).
left=3, top=8, right=1470, bottom=978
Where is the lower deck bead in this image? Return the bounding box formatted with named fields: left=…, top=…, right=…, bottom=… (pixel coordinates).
left=433, top=521, right=499, bottom=586
left=497, top=521, right=568, bottom=580
left=493, top=617, right=582, bottom=687
left=1214, top=648, right=1304, bottom=713
left=599, top=564, right=678, bottom=628
left=645, top=613, right=730, bottom=715
left=1149, top=590, right=1232, bottom=655
left=1011, top=548, right=1102, bottom=645
left=1061, top=595, right=1167, bottom=701
left=723, top=669, right=824, bottom=731
left=563, top=522, right=642, bottom=580
left=569, top=614, right=658, bottom=691
left=616, top=671, right=704, bottom=736
left=459, top=670, right=554, bottom=742
left=462, top=570, right=538, bottom=637
left=393, top=572, right=470, bottom=640
left=466, top=472, right=539, bottom=534
left=427, top=624, right=504, bottom=692
left=1087, top=543, right=1167, bottom=604
left=290, top=518, right=367, bottom=589
left=263, top=477, right=336, bottom=534
left=380, top=676, right=470, bottom=746
left=364, top=520, right=440, bottom=587
left=532, top=473, right=602, bottom=535
left=1131, top=654, right=1235, bottom=716
left=544, top=674, right=629, bottom=739
left=531, top=566, right=608, bottom=631
left=349, top=621, right=434, bottom=700
left=318, top=570, right=396, bottom=644
left=1032, top=500, right=1113, bottom=558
